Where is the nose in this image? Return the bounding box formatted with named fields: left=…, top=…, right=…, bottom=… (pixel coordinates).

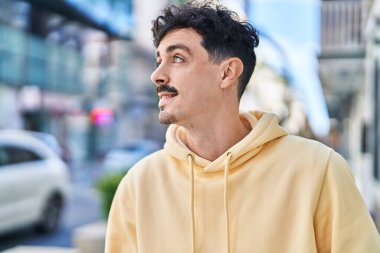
left=151, top=64, right=169, bottom=86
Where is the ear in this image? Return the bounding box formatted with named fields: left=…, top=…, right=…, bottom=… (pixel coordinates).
left=220, top=57, right=244, bottom=89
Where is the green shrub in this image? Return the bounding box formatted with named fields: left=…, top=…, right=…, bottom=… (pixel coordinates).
left=96, top=172, right=126, bottom=219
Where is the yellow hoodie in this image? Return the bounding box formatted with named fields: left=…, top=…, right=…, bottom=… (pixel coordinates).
left=105, top=111, right=380, bottom=253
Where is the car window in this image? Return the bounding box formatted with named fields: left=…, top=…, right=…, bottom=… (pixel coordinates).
left=0, top=146, right=43, bottom=166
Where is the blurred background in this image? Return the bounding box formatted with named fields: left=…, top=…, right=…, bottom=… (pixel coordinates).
left=0, top=0, right=379, bottom=252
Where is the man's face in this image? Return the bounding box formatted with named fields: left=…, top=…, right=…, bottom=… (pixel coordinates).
left=151, top=28, right=223, bottom=125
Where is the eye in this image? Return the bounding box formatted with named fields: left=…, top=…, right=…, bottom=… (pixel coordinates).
left=155, top=60, right=161, bottom=68
left=173, top=55, right=184, bottom=63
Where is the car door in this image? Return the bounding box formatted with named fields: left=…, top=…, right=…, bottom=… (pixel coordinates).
left=0, top=145, right=46, bottom=233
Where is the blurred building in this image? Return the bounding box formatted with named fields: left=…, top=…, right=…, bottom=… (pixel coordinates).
left=318, top=0, right=380, bottom=226
left=240, top=35, right=312, bottom=138
left=223, top=0, right=313, bottom=138
left=0, top=0, right=87, bottom=163
left=0, top=0, right=171, bottom=165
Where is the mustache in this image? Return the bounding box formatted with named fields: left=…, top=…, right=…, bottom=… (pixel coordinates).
left=156, top=85, right=178, bottom=94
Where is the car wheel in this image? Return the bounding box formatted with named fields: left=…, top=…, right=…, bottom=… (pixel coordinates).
left=35, top=194, right=63, bottom=234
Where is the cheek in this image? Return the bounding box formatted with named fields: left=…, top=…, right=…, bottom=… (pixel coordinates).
left=186, top=79, right=221, bottom=105
left=192, top=65, right=221, bottom=85
left=176, top=65, right=222, bottom=101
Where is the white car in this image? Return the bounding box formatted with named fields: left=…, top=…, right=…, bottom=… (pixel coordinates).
left=0, top=130, right=70, bottom=236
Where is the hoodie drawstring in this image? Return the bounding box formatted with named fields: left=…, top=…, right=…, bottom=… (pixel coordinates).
left=187, top=152, right=233, bottom=253
left=187, top=154, right=196, bottom=253
left=224, top=152, right=233, bottom=253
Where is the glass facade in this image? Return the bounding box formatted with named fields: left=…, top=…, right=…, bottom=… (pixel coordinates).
left=0, top=24, right=84, bottom=94
left=65, top=0, right=133, bottom=38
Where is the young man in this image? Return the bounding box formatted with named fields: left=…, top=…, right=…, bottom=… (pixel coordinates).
left=105, top=2, right=380, bottom=252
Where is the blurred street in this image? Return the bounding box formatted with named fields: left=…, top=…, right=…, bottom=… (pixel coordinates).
left=0, top=162, right=103, bottom=252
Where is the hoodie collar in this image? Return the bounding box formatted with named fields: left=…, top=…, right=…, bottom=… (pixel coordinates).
left=164, top=111, right=288, bottom=173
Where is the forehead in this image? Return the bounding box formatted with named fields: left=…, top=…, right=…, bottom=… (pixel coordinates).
left=156, top=28, right=204, bottom=56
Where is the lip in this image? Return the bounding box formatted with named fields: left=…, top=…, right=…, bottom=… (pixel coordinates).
left=158, top=92, right=178, bottom=108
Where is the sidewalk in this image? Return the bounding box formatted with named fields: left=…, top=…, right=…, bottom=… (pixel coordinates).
left=2, top=221, right=106, bottom=253
left=2, top=246, right=78, bottom=253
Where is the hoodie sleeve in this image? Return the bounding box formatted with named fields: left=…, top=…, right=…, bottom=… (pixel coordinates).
left=105, top=174, right=138, bottom=253
left=314, top=151, right=380, bottom=253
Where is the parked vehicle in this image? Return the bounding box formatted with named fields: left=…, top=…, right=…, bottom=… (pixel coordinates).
left=102, top=139, right=162, bottom=173
left=0, top=129, right=70, bottom=236
left=28, top=131, right=70, bottom=162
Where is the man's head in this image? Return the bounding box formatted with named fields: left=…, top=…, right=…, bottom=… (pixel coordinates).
left=151, top=1, right=259, bottom=99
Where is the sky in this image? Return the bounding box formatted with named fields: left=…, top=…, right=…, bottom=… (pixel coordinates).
left=224, top=0, right=330, bottom=137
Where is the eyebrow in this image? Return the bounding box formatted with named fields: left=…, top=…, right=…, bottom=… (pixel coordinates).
left=156, top=43, right=192, bottom=58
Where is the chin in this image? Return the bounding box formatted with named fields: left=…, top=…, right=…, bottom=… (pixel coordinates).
left=158, top=111, right=178, bottom=124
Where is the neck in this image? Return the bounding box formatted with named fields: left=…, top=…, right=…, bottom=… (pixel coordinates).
left=182, top=111, right=251, bottom=161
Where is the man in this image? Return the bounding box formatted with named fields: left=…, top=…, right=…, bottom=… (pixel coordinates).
left=105, top=1, right=380, bottom=252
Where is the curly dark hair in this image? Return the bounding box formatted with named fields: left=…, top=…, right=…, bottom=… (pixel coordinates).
left=151, top=0, right=259, bottom=99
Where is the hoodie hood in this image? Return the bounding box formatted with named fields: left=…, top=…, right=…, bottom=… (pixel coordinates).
left=164, top=111, right=288, bottom=173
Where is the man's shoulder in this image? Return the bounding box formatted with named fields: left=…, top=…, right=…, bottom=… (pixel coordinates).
left=277, top=134, right=331, bottom=153
left=262, top=135, right=336, bottom=180
left=269, top=134, right=333, bottom=166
